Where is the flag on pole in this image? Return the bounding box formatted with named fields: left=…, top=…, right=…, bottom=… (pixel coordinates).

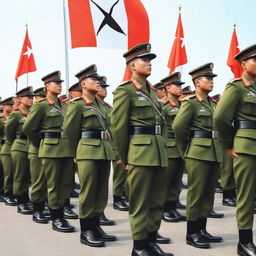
left=167, top=7, right=187, bottom=73
left=15, top=27, right=36, bottom=82
left=227, top=25, right=243, bottom=78
left=68, top=0, right=149, bottom=50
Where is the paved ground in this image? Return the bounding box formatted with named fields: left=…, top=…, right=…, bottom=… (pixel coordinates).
left=0, top=174, right=250, bottom=256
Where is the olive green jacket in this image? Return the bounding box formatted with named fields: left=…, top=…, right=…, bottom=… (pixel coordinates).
left=163, top=97, right=181, bottom=158
left=5, top=108, right=29, bottom=153
left=110, top=78, right=168, bottom=167
left=172, top=92, right=223, bottom=162
left=214, top=74, right=256, bottom=156
left=63, top=95, right=115, bottom=161
left=0, top=116, right=11, bottom=155
left=23, top=96, right=72, bottom=158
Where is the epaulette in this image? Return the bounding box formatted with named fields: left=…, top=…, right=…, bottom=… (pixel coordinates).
left=131, top=80, right=143, bottom=90
left=70, top=97, right=82, bottom=102
left=180, top=94, right=196, bottom=101
left=229, top=78, right=242, bottom=83
left=119, top=80, right=131, bottom=86
left=82, top=95, right=93, bottom=105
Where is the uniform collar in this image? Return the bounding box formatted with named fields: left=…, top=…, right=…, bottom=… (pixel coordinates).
left=195, top=91, right=208, bottom=102
left=18, top=106, right=29, bottom=116
left=242, top=73, right=256, bottom=87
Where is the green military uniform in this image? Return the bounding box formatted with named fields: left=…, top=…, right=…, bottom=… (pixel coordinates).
left=173, top=63, right=223, bottom=247
left=111, top=44, right=168, bottom=248
left=23, top=72, right=74, bottom=230
left=160, top=73, right=186, bottom=222
left=0, top=115, right=5, bottom=201
left=5, top=91, right=32, bottom=208
left=214, top=45, right=256, bottom=248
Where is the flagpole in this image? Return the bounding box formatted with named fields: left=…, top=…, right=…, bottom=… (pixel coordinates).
left=62, top=0, right=70, bottom=95
left=26, top=23, right=29, bottom=88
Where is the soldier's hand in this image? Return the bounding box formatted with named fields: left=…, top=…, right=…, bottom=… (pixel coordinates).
left=227, top=148, right=238, bottom=158
left=115, top=159, right=122, bottom=165
left=73, top=158, right=77, bottom=164
left=125, top=165, right=129, bottom=171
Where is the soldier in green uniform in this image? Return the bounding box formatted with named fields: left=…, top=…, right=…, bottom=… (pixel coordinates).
left=160, top=72, right=186, bottom=223
left=63, top=65, right=117, bottom=247
left=68, top=82, right=82, bottom=99
left=5, top=87, right=34, bottom=214
left=0, top=104, right=5, bottom=202
left=173, top=63, right=223, bottom=249
left=0, top=97, right=16, bottom=206
left=214, top=44, right=256, bottom=256
left=23, top=71, right=75, bottom=232
left=111, top=43, right=172, bottom=256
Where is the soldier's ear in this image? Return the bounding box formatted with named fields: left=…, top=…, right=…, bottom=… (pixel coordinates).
left=241, top=60, right=246, bottom=70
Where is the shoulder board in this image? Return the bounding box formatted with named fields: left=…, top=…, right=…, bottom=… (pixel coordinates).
left=70, top=97, right=82, bottom=102
left=229, top=78, right=242, bottom=83
left=180, top=94, right=196, bottom=101
left=82, top=95, right=93, bottom=105
left=119, top=80, right=131, bottom=86
left=131, top=80, right=143, bottom=90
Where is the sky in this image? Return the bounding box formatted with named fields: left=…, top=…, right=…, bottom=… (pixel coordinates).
left=1, top=0, right=256, bottom=103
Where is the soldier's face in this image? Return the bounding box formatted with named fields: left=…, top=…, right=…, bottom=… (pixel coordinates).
left=46, top=82, right=62, bottom=95
left=166, top=84, right=182, bottom=97
left=69, top=91, right=82, bottom=99
left=19, top=96, right=33, bottom=107
left=97, top=86, right=107, bottom=98
left=196, top=76, right=214, bottom=92
left=156, top=88, right=165, bottom=99
left=82, top=78, right=100, bottom=93
left=3, top=105, right=13, bottom=113
left=130, top=58, right=152, bottom=76
left=242, top=58, right=256, bottom=76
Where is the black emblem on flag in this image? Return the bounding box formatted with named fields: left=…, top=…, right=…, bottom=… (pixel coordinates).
left=90, top=0, right=126, bottom=36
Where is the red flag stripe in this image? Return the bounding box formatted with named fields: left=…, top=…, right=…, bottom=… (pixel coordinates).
left=68, top=0, right=96, bottom=48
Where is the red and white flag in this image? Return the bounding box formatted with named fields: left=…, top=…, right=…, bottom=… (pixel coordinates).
left=167, top=9, right=187, bottom=73
left=227, top=25, right=243, bottom=78
left=15, top=28, right=36, bottom=82
left=68, top=0, right=149, bottom=50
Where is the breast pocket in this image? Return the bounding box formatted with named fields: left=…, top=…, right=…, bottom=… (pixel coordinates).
left=82, top=110, right=100, bottom=129
left=133, top=100, right=154, bottom=119
left=242, top=96, right=256, bottom=114
left=196, top=111, right=212, bottom=127
left=46, top=112, right=63, bottom=128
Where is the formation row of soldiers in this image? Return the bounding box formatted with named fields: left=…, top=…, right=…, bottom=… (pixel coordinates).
left=1, top=42, right=256, bottom=256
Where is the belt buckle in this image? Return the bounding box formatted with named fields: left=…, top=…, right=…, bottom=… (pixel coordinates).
left=101, top=131, right=108, bottom=140
left=155, top=125, right=161, bottom=135
left=212, top=131, right=218, bottom=139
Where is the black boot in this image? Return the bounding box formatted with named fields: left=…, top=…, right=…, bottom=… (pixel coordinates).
left=80, top=218, right=105, bottom=247
left=162, top=201, right=185, bottom=222
left=94, top=216, right=117, bottom=241
left=33, top=202, right=48, bottom=224
left=113, top=195, right=129, bottom=211
left=222, top=189, right=236, bottom=207
left=17, top=194, right=33, bottom=215
left=215, top=181, right=223, bottom=193
left=199, top=218, right=222, bottom=243
left=0, top=193, right=4, bottom=202
left=44, top=203, right=52, bottom=220
left=208, top=210, right=224, bottom=218
left=156, top=232, right=171, bottom=244
left=4, top=193, right=17, bottom=206
left=148, top=231, right=173, bottom=256
left=186, top=220, right=210, bottom=249
left=99, top=211, right=115, bottom=226
left=176, top=199, right=186, bottom=209
left=64, top=199, right=78, bottom=219
left=51, top=208, right=75, bottom=233
left=132, top=239, right=152, bottom=256
left=238, top=230, right=256, bottom=256
left=70, top=188, right=79, bottom=198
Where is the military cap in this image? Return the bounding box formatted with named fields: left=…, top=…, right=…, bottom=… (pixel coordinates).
left=161, top=72, right=185, bottom=86
left=98, top=76, right=110, bottom=87
left=0, top=97, right=14, bottom=105
left=234, top=44, right=256, bottom=62
left=189, top=63, right=217, bottom=80
left=16, top=86, right=34, bottom=97
left=75, top=64, right=103, bottom=82
left=68, top=82, right=82, bottom=92
left=123, top=43, right=156, bottom=64
left=41, top=70, right=64, bottom=84
left=33, top=87, right=46, bottom=97
left=212, top=94, right=221, bottom=102
left=182, top=86, right=193, bottom=95
left=153, top=82, right=165, bottom=90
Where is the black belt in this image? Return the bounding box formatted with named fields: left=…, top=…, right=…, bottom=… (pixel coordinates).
left=235, top=120, right=256, bottom=129
left=167, top=132, right=175, bottom=138
left=129, top=126, right=162, bottom=135
left=191, top=130, right=219, bottom=139
left=16, top=134, right=27, bottom=140
left=40, top=132, right=61, bottom=139
left=81, top=130, right=109, bottom=140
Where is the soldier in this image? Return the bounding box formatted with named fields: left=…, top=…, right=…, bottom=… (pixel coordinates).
left=214, top=44, right=256, bottom=256
left=68, top=82, right=82, bottom=99
left=160, top=72, right=186, bottom=223
left=23, top=71, right=75, bottom=232
left=0, top=104, right=4, bottom=202
left=5, top=87, right=34, bottom=214
left=0, top=97, right=16, bottom=206
left=111, top=43, right=172, bottom=256
left=173, top=63, right=223, bottom=249
left=59, top=94, right=69, bottom=104
left=63, top=65, right=117, bottom=247
left=154, top=82, right=165, bottom=101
